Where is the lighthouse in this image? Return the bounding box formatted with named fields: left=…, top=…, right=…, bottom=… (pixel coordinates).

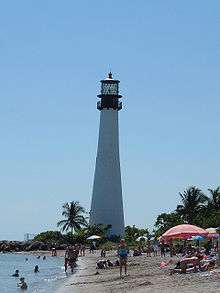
left=90, top=72, right=125, bottom=237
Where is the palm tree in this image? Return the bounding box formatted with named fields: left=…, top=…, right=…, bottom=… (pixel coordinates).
left=201, top=187, right=220, bottom=228
left=85, top=224, right=112, bottom=238
left=207, top=187, right=220, bottom=211
left=176, top=186, right=208, bottom=225
left=57, top=201, right=87, bottom=234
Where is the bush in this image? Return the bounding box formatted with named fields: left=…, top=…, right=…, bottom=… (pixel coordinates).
left=34, top=231, right=63, bottom=244
left=100, top=241, right=117, bottom=251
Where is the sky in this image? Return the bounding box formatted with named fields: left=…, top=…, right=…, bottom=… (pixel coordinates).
left=0, top=1, right=220, bottom=240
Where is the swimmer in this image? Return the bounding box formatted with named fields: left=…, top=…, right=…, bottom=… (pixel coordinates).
left=17, top=277, right=28, bottom=290
left=34, top=265, right=39, bottom=273
left=43, top=256, right=46, bottom=260
left=12, top=270, right=19, bottom=277
left=25, top=258, right=28, bottom=262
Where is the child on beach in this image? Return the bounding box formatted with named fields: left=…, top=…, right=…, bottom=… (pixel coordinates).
left=118, top=239, right=128, bottom=278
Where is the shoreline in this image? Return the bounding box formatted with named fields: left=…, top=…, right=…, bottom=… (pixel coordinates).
left=56, top=250, right=220, bottom=293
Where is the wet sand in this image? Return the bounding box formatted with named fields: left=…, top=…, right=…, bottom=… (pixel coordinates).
left=56, top=250, right=220, bottom=293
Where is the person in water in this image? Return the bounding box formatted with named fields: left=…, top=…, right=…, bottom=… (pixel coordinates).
left=118, top=239, right=128, bottom=278
left=12, top=270, right=19, bottom=277
left=17, top=277, right=28, bottom=290
left=34, top=265, right=39, bottom=273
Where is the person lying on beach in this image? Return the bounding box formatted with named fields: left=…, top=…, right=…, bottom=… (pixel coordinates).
left=96, top=260, right=107, bottom=269
left=17, top=277, right=28, bottom=290
left=133, top=249, right=142, bottom=256
left=34, top=265, right=39, bottom=273
left=199, top=260, right=216, bottom=271
left=169, top=257, right=216, bottom=275
left=107, top=259, right=114, bottom=267
left=12, top=270, right=19, bottom=277
left=96, top=259, right=114, bottom=269
left=115, top=259, right=120, bottom=266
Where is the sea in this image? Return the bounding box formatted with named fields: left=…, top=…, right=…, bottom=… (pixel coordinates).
left=0, top=253, right=70, bottom=293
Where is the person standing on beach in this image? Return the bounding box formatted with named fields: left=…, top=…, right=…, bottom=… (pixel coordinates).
left=160, top=240, right=166, bottom=257
left=79, top=243, right=86, bottom=256
left=146, top=240, right=152, bottom=257
left=152, top=240, right=159, bottom=257
left=118, top=239, right=128, bottom=278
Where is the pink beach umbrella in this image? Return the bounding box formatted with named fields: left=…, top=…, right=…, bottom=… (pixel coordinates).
left=162, top=224, right=208, bottom=240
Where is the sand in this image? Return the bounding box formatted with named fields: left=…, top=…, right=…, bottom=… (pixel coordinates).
left=56, top=250, right=220, bottom=293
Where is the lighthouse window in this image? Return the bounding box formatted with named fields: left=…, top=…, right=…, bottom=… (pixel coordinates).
left=102, top=83, right=118, bottom=95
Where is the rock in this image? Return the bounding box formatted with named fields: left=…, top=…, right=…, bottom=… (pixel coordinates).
left=0, top=240, right=29, bottom=252
left=25, top=241, right=49, bottom=251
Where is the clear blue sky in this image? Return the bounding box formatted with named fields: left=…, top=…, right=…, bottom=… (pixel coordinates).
left=1, top=1, right=220, bottom=240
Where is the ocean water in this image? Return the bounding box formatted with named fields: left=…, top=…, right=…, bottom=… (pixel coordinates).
left=0, top=253, right=70, bottom=293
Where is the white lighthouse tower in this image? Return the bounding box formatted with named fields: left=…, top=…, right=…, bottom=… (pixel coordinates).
left=90, top=72, right=125, bottom=237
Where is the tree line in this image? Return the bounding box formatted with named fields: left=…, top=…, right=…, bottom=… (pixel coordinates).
left=34, top=186, right=220, bottom=244
left=154, top=186, right=220, bottom=236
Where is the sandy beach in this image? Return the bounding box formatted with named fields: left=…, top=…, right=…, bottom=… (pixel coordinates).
left=56, top=250, right=220, bottom=293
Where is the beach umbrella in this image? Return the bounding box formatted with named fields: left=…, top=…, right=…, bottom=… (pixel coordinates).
left=205, top=227, right=217, bottom=234
left=193, top=235, right=204, bottom=241
left=205, top=228, right=219, bottom=238
left=86, top=235, right=101, bottom=240
left=136, top=236, right=148, bottom=241
left=162, top=224, right=208, bottom=240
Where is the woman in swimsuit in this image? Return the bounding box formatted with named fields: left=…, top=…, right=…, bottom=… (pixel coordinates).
left=118, top=239, right=128, bottom=278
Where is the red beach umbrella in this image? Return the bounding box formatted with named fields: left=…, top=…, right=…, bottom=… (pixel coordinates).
left=162, top=224, right=208, bottom=240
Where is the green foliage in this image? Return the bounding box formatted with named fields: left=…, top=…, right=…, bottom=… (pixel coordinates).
left=176, top=186, right=208, bottom=225
left=34, top=231, right=63, bottom=244
left=64, top=230, right=87, bottom=244
left=125, top=225, right=149, bottom=244
left=154, top=186, right=220, bottom=236
left=57, top=201, right=87, bottom=234
left=85, top=224, right=112, bottom=238
left=100, top=241, right=117, bottom=251
left=154, top=212, right=183, bottom=236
